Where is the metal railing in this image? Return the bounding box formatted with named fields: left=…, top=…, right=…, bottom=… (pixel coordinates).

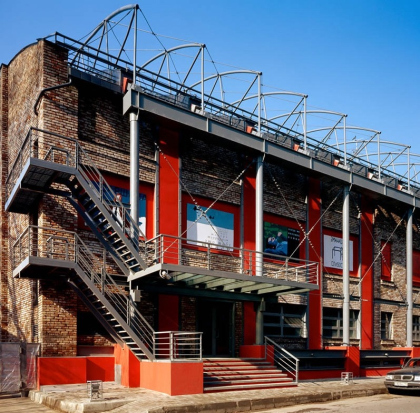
left=5, top=127, right=145, bottom=243
left=153, top=331, right=202, bottom=361
left=38, top=32, right=420, bottom=193
left=11, top=225, right=201, bottom=361
left=145, top=234, right=319, bottom=284
left=265, top=336, right=299, bottom=384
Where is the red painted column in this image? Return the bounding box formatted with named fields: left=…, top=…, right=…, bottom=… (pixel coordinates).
left=242, top=162, right=256, bottom=344
left=360, top=196, right=374, bottom=349
left=158, top=127, right=180, bottom=330
left=158, top=127, right=180, bottom=251
left=307, top=177, right=322, bottom=349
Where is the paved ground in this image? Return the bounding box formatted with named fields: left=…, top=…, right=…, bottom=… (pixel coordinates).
left=21, top=377, right=388, bottom=413
left=0, top=395, right=55, bottom=412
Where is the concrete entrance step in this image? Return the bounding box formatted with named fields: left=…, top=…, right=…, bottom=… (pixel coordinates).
left=203, top=357, right=295, bottom=393
left=204, top=380, right=296, bottom=393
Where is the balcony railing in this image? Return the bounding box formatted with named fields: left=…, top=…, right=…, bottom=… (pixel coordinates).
left=145, top=234, right=319, bottom=285
left=6, top=127, right=144, bottom=243
left=153, top=331, right=202, bottom=361
left=12, top=226, right=201, bottom=361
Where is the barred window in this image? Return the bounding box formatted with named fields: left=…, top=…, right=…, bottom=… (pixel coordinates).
left=381, top=312, right=393, bottom=340
left=381, top=241, right=392, bottom=281
left=263, top=304, right=306, bottom=338
left=413, top=315, right=420, bottom=341
left=323, top=308, right=359, bottom=339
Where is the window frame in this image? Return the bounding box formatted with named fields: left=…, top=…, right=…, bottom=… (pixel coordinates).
left=263, top=305, right=306, bottom=338
left=413, top=315, right=420, bottom=341
left=381, top=312, right=393, bottom=340
left=322, top=308, right=359, bottom=339
left=380, top=240, right=392, bottom=281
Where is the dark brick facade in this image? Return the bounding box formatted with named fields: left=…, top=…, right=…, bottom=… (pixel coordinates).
left=1, top=38, right=420, bottom=359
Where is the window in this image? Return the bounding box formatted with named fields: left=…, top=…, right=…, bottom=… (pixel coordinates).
left=381, top=241, right=392, bottom=281
left=263, top=304, right=306, bottom=338
left=381, top=312, right=393, bottom=340
left=413, top=250, right=420, bottom=286
left=323, top=308, right=359, bottom=339
left=413, top=316, right=420, bottom=341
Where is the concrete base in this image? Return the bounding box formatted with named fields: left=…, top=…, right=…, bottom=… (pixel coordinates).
left=140, top=360, right=203, bottom=395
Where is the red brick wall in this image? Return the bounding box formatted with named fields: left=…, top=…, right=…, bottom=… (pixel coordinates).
left=0, top=64, right=9, bottom=340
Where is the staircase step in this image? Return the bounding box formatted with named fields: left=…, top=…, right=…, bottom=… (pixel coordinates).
left=86, top=205, right=99, bottom=214
left=202, top=357, right=297, bottom=393
left=204, top=365, right=275, bottom=372
left=204, top=381, right=296, bottom=393
left=204, top=369, right=286, bottom=379
left=204, top=377, right=292, bottom=386
left=203, top=361, right=271, bottom=367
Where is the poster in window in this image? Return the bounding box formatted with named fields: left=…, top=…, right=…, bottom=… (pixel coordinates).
left=110, top=185, right=146, bottom=233
left=263, top=222, right=300, bottom=258
left=187, top=204, right=234, bottom=250
left=323, top=234, right=353, bottom=271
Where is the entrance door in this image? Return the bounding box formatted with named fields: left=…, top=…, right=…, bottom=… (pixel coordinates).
left=197, top=300, right=234, bottom=357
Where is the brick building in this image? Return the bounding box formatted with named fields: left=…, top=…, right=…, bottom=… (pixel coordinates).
left=1, top=5, right=420, bottom=394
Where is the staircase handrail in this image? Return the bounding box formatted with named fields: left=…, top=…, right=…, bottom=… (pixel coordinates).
left=11, top=223, right=155, bottom=358
left=153, top=331, right=203, bottom=361
left=264, top=336, right=299, bottom=384
left=5, top=127, right=146, bottom=245
left=11, top=225, right=204, bottom=361
left=73, top=232, right=155, bottom=351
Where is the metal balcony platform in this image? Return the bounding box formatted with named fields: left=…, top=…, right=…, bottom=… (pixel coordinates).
left=12, top=256, right=76, bottom=279
left=129, top=263, right=318, bottom=301
left=5, top=158, right=74, bottom=213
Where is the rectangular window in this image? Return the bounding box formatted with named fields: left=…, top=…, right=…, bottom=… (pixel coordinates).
left=413, top=316, right=420, bottom=341
left=323, top=308, right=359, bottom=339
left=381, top=241, right=392, bottom=281
left=413, top=250, right=420, bottom=286
left=263, top=304, right=306, bottom=338
left=381, top=312, right=393, bottom=340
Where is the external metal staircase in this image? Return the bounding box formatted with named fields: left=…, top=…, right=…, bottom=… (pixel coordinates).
left=69, top=233, right=154, bottom=360
left=6, top=127, right=202, bottom=363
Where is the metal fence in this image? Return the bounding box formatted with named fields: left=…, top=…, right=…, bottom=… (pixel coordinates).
left=0, top=342, right=39, bottom=395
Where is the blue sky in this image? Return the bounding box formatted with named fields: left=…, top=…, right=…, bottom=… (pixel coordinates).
left=1, top=0, right=419, bottom=156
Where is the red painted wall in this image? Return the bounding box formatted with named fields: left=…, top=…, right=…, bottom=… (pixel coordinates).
left=114, top=344, right=140, bottom=387
left=239, top=344, right=266, bottom=359
left=361, top=196, right=374, bottom=349
left=37, top=356, right=114, bottom=388
left=158, top=127, right=180, bottom=328
left=307, top=177, right=322, bottom=349
left=159, top=294, right=179, bottom=331
left=327, top=346, right=360, bottom=377
left=140, top=361, right=203, bottom=395
left=243, top=162, right=256, bottom=271
left=86, top=357, right=115, bottom=381
left=159, top=127, right=179, bottom=239
left=243, top=302, right=256, bottom=345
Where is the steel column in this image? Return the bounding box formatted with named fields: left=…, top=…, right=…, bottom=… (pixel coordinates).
left=407, top=208, right=413, bottom=347
left=130, top=111, right=139, bottom=233
left=342, top=185, right=350, bottom=346
left=256, top=300, right=265, bottom=345
left=256, top=155, right=264, bottom=276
